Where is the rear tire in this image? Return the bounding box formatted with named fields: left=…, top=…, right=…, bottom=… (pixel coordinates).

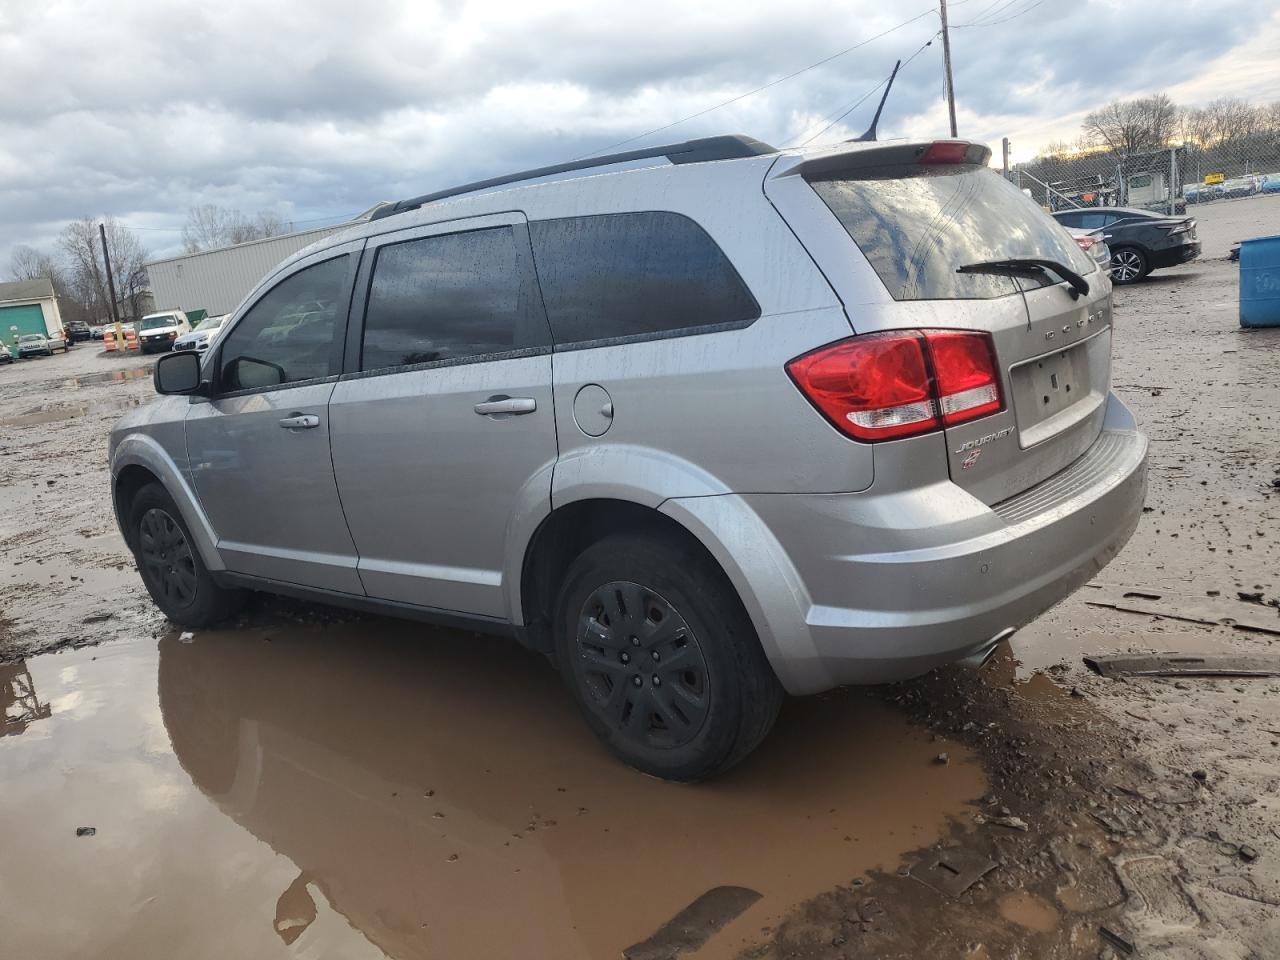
left=128, top=482, right=247, bottom=628
left=554, top=533, right=783, bottom=781
left=1110, top=246, right=1149, bottom=284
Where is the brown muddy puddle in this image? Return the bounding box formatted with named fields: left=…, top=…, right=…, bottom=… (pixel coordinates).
left=0, top=396, right=141, bottom=428
left=64, top=365, right=153, bottom=388
left=0, top=622, right=987, bottom=960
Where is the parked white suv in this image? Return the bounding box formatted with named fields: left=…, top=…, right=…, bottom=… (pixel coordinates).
left=111, top=135, right=1147, bottom=780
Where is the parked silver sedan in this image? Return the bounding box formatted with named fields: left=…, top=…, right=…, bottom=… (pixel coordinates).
left=16, top=333, right=67, bottom=357
left=1066, top=226, right=1112, bottom=274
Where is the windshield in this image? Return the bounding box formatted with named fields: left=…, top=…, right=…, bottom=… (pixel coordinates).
left=193, top=315, right=225, bottom=332
left=141, top=314, right=179, bottom=330
left=18, top=334, right=42, bottom=342
left=808, top=164, right=1097, bottom=300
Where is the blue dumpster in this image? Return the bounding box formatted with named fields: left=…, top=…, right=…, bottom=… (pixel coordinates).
left=1240, top=234, right=1280, bottom=327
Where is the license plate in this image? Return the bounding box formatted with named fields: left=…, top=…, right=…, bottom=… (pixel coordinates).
left=1009, top=331, right=1107, bottom=447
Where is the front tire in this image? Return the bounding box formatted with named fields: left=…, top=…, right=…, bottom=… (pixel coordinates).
left=128, top=482, right=246, bottom=627
left=554, top=534, right=783, bottom=781
left=1110, top=246, right=1149, bottom=284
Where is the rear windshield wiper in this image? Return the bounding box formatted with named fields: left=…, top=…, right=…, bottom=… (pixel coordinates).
left=956, top=258, right=1090, bottom=299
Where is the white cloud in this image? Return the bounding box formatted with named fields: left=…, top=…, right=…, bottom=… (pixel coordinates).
left=1, top=0, right=1277, bottom=263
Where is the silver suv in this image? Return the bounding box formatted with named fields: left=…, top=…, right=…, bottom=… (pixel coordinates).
left=110, top=135, right=1147, bottom=780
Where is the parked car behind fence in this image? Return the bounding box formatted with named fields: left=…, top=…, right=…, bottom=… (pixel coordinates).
left=1052, top=207, right=1199, bottom=283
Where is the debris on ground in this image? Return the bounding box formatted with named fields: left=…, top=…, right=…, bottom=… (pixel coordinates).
left=908, top=847, right=998, bottom=898
left=622, top=886, right=762, bottom=960
left=1083, top=652, right=1280, bottom=678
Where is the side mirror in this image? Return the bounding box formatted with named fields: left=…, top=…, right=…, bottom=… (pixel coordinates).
left=154, top=351, right=204, bottom=396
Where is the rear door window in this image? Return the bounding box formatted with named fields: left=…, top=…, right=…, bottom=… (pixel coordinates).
left=360, top=227, right=537, bottom=371
left=529, top=211, right=759, bottom=345
left=809, top=165, right=1097, bottom=300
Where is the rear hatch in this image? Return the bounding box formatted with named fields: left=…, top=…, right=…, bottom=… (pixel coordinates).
left=800, top=143, right=1113, bottom=505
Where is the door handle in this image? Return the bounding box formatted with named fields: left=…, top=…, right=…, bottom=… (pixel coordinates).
left=473, top=396, right=536, bottom=417
left=278, top=413, right=321, bottom=429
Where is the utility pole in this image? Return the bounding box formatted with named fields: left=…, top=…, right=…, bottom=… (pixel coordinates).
left=939, top=0, right=958, bottom=137
left=99, top=223, right=124, bottom=347
left=1002, top=137, right=1011, bottom=180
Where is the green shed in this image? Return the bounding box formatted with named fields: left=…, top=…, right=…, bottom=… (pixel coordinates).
left=0, top=278, right=62, bottom=351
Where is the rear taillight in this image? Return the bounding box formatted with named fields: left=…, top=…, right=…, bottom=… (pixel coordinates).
left=1074, top=236, right=1099, bottom=252
left=926, top=331, right=1003, bottom=425
left=787, top=330, right=1003, bottom=442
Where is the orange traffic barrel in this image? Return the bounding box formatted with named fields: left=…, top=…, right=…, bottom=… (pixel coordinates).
left=125, top=327, right=139, bottom=351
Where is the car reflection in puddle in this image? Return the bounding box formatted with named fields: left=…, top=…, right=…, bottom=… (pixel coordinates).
left=157, top=621, right=986, bottom=959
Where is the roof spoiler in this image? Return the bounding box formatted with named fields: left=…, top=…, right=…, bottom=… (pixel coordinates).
left=797, top=140, right=992, bottom=180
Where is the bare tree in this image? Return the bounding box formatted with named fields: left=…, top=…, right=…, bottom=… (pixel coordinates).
left=1083, top=93, right=1178, bottom=157
left=57, top=217, right=149, bottom=323
left=1200, top=97, right=1266, bottom=144
left=8, top=244, right=63, bottom=286
left=181, top=204, right=289, bottom=252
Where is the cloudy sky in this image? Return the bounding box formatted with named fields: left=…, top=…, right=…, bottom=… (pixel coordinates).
left=2, top=0, right=1278, bottom=267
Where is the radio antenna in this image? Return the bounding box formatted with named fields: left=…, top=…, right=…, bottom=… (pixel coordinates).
left=852, top=59, right=902, bottom=142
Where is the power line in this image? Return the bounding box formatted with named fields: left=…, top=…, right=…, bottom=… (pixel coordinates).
left=957, top=0, right=1007, bottom=23
left=121, top=211, right=361, bottom=233
left=956, top=0, right=1021, bottom=25
left=571, top=6, right=943, bottom=160
left=955, top=0, right=1046, bottom=27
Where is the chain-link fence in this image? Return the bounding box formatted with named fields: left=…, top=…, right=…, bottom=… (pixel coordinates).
left=1005, top=127, right=1280, bottom=217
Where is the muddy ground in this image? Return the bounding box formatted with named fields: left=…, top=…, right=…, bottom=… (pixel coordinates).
left=1, top=205, right=1278, bottom=960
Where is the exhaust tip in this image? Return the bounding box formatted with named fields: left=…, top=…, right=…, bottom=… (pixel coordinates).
left=956, top=627, right=1017, bottom=670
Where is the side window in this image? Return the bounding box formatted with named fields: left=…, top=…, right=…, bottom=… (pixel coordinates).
left=360, top=227, right=533, bottom=371
left=1054, top=212, right=1081, bottom=228
left=528, top=212, right=759, bottom=345
left=1076, top=213, right=1108, bottom=229
left=218, top=256, right=348, bottom=391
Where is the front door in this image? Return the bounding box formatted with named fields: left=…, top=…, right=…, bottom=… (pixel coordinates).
left=328, top=214, right=556, bottom=619
left=186, top=245, right=363, bottom=593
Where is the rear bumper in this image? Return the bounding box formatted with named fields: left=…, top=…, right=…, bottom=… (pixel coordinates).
left=1153, top=241, right=1200, bottom=268
left=667, top=394, right=1147, bottom=695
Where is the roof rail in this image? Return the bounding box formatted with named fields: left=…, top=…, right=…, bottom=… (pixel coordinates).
left=369, top=134, right=777, bottom=221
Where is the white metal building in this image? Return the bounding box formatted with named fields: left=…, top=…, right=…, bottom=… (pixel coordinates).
left=145, top=221, right=357, bottom=317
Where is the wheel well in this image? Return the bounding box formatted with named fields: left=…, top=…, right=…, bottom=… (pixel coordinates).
left=114, top=464, right=161, bottom=545
left=519, top=499, right=733, bottom=659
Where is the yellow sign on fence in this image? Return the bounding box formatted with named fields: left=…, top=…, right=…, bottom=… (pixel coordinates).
left=1204, top=172, right=1225, bottom=185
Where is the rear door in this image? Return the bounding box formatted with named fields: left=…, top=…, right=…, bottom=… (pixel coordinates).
left=186, top=245, right=363, bottom=592
left=327, top=213, right=556, bottom=619
left=780, top=150, right=1113, bottom=504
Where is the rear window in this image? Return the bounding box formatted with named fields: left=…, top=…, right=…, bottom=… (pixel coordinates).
left=809, top=165, right=1097, bottom=300
left=529, top=212, right=759, bottom=345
